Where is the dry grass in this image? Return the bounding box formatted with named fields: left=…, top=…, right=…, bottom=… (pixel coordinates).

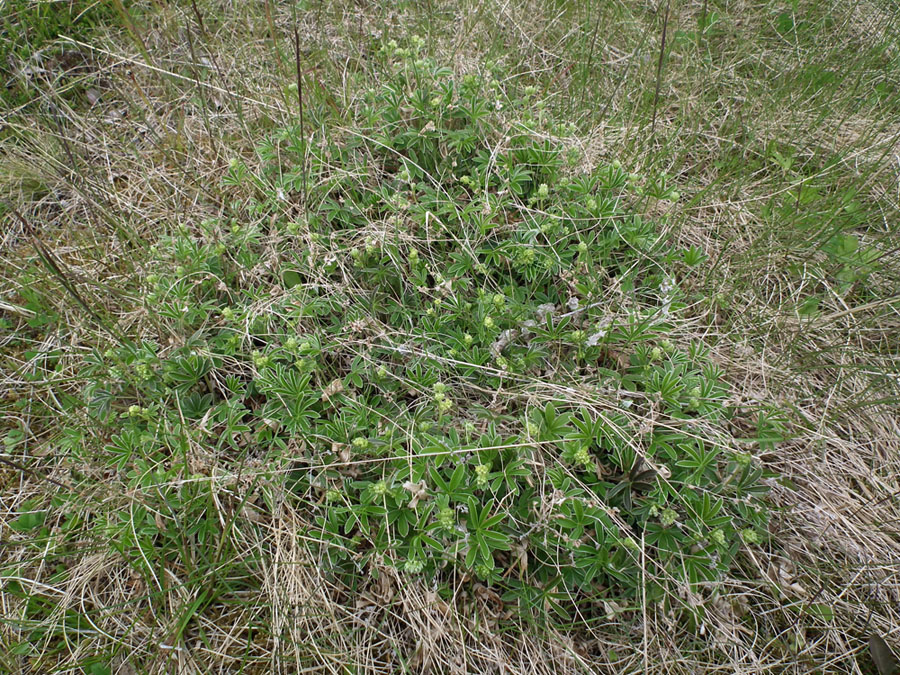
left=2, top=0, right=899, bottom=672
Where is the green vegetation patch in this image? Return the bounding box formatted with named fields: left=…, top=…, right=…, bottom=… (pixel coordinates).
left=63, top=40, right=778, bottom=628
left=1, top=0, right=121, bottom=109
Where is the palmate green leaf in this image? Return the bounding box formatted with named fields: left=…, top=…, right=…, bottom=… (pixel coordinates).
left=448, top=463, right=466, bottom=493
left=732, top=464, right=770, bottom=500
left=541, top=402, right=573, bottom=438
left=606, top=479, right=633, bottom=511
left=644, top=523, right=684, bottom=557
left=429, top=464, right=450, bottom=492
left=675, top=440, right=721, bottom=482
left=283, top=398, right=319, bottom=433
left=482, top=512, right=506, bottom=531
left=180, top=392, right=213, bottom=419
left=104, top=428, right=147, bottom=470
left=88, top=387, right=115, bottom=421
left=447, top=251, right=474, bottom=277
left=163, top=353, right=212, bottom=391
left=282, top=270, right=303, bottom=288
left=504, top=578, right=571, bottom=621
left=467, top=496, right=484, bottom=527
left=9, top=508, right=47, bottom=532
left=695, top=492, right=724, bottom=521
left=256, top=365, right=311, bottom=400
left=572, top=544, right=610, bottom=586
left=418, top=532, right=443, bottom=553
left=84, top=662, right=111, bottom=675
left=388, top=507, right=416, bottom=537
left=500, top=457, right=530, bottom=493
left=465, top=543, right=480, bottom=568
left=567, top=408, right=602, bottom=446
left=679, top=553, right=722, bottom=585
left=344, top=504, right=387, bottom=537
left=477, top=533, right=491, bottom=561
left=481, top=529, right=511, bottom=550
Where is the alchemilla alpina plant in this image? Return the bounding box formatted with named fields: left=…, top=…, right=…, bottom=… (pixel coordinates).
left=76, top=37, right=778, bottom=624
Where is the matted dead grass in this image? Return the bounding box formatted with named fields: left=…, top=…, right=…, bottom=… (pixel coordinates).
left=2, top=0, right=899, bottom=672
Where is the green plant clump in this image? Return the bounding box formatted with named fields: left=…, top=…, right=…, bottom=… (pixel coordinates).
left=76, top=39, right=776, bottom=623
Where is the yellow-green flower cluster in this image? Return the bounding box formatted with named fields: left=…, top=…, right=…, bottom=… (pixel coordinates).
left=573, top=445, right=591, bottom=468
left=475, top=463, right=491, bottom=488
left=659, top=508, right=679, bottom=527
left=438, top=507, right=455, bottom=529
left=404, top=558, right=425, bottom=573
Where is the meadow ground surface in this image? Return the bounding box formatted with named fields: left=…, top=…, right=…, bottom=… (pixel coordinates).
left=2, top=1, right=900, bottom=673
